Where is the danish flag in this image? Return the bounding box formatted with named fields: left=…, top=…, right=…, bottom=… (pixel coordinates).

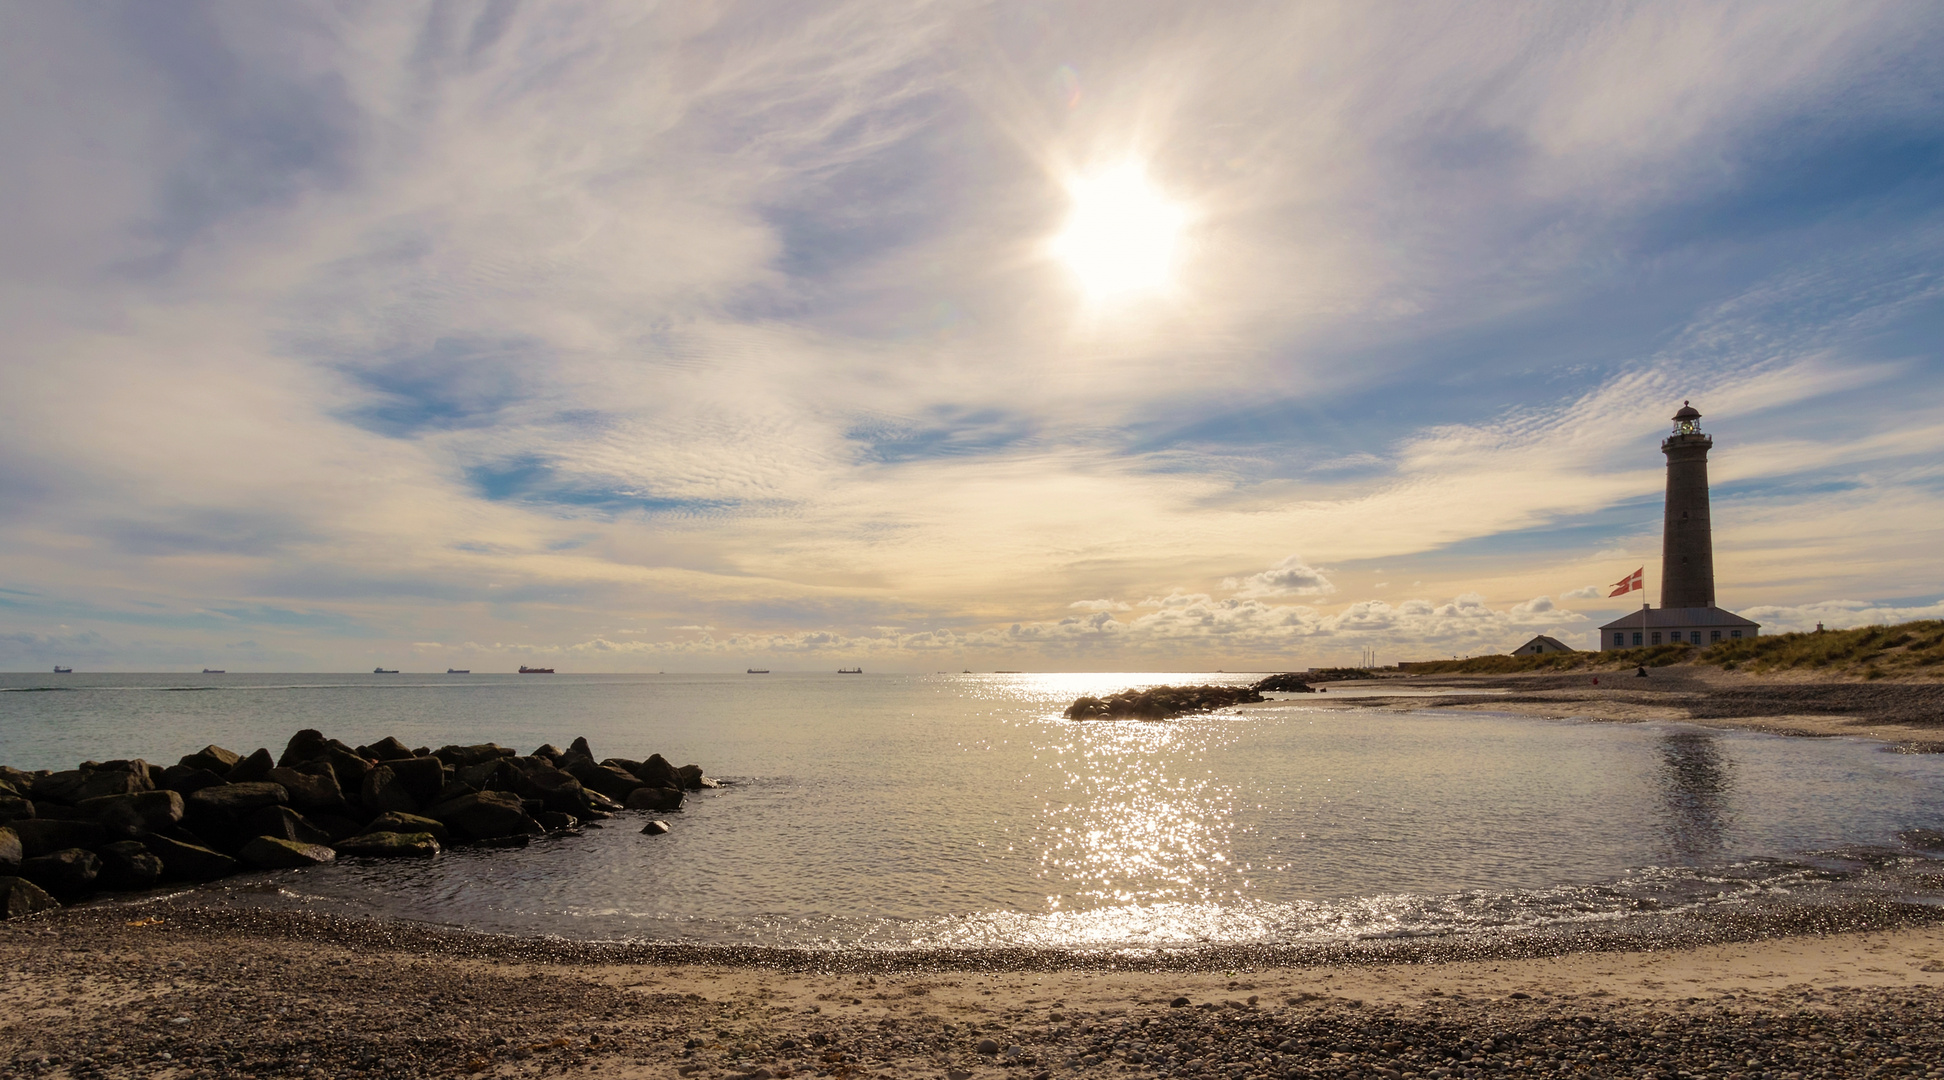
left=1608, top=567, right=1644, bottom=597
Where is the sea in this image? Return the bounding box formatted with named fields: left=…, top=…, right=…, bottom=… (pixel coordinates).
left=5, top=670, right=1944, bottom=953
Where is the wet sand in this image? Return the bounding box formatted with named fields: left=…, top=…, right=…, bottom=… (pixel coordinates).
left=1274, top=666, right=1944, bottom=749
left=6, top=902, right=1944, bottom=1079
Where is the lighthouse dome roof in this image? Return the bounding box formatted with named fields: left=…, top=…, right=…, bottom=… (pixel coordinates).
left=1673, top=401, right=1701, bottom=422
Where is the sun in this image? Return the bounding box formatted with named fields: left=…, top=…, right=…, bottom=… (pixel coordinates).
left=1048, top=162, right=1190, bottom=302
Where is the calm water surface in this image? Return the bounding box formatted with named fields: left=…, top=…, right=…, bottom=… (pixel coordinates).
left=4, top=671, right=1942, bottom=950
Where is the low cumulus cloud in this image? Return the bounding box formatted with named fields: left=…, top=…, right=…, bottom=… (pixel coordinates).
left=1069, top=599, right=1131, bottom=612
left=1562, top=585, right=1602, bottom=600
left=1222, top=555, right=1335, bottom=599
left=1740, top=598, right=1944, bottom=635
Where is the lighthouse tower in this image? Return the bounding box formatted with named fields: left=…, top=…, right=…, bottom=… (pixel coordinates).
left=1660, top=402, right=1715, bottom=608
left=1598, top=403, right=1760, bottom=651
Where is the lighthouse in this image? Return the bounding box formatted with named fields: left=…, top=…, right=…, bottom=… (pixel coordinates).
left=1660, top=402, right=1715, bottom=608
left=1599, top=403, right=1760, bottom=650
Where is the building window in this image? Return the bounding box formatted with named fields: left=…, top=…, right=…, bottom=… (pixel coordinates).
left=1650, top=632, right=1661, bottom=645
left=1731, top=630, right=1742, bottom=639
left=1710, top=630, right=1721, bottom=642
left=1614, top=634, right=1625, bottom=647
left=1632, top=632, right=1643, bottom=646
left=1691, top=631, right=1702, bottom=644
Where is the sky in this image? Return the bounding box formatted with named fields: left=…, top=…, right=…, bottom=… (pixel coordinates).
left=2, top=1, right=1942, bottom=673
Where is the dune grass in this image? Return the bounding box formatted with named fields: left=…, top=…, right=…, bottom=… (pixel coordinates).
left=1386, top=620, right=1944, bottom=679
left=1395, top=644, right=1691, bottom=676
left=1697, top=619, right=1944, bottom=679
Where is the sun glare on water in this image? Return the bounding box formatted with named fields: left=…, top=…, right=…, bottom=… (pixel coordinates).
left=1049, top=162, right=1190, bottom=303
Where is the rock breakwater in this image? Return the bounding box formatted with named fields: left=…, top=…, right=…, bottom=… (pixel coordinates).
left=0, top=730, right=717, bottom=916
left=1063, top=685, right=1265, bottom=720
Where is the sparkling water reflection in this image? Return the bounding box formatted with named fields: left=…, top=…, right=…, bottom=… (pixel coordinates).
left=6, top=670, right=1944, bottom=949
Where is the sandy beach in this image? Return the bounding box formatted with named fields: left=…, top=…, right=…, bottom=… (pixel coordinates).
left=4, top=900, right=1944, bottom=1080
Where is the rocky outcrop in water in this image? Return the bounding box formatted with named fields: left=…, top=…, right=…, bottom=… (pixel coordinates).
left=1063, top=685, right=1265, bottom=721
left=1251, top=673, right=1317, bottom=693
left=0, top=731, right=720, bottom=916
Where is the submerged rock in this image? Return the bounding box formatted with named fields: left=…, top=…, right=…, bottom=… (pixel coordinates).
left=366, top=811, right=449, bottom=843
left=334, top=831, right=441, bottom=859
left=238, top=836, right=337, bottom=869
left=426, top=791, right=544, bottom=841
left=1252, top=672, right=1317, bottom=693
left=640, top=820, right=671, bottom=836
left=1063, top=684, right=1265, bottom=721
left=625, top=786, right=684, bottom=812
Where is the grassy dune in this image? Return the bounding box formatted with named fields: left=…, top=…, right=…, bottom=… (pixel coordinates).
left=1395, top=644, right=1691, bottom=676
left=1386, top=620, right=1944, bottom=679
left=1700, top=619, right=1944, bottom=679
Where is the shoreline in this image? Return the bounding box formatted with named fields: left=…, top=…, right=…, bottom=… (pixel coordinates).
left=6, top=902, right=1944, bottom=1078
left=1263, top=665, right=1944, bottom=749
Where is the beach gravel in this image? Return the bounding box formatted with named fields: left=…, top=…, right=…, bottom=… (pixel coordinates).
left=5, top=903, right=1944, bottom=1080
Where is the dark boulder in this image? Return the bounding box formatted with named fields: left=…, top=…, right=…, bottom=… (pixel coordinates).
left=675, top=764, right=718, bottom=790
left=0, top=794, right=32, bottom=826
left=632, top=754, right=684, bottom=789
left=304, top=812, right=365, bottom=842
left=433, top=779, right=477, bottom=805
left=80, top=790, right=184, bottom=836
left=563, top=757, right=644, bottom=802
left=225, top=748, right=276, bottom=783
left=303, top=746, right=374, bottom=793
left=142, top=834, right=238, bottom=881
left=358, top=736, right=416, bottom=762
left=22, top=847, right=100, bottom=899
left=568, top=736, right=595, bottom=760
left=365, top=811, right=449, bottom=843
left=536, top=810, right=578, bottom=832
left=383, top=755, right=446, bottom=806
left=0, top=826, right=18, bottom=869
left=178, top=745, right=242, bottom=774
left=433, top=743, right=515, bottom=768
left=640, top=820, right=670, bottom=835
left=264, top=767, right=353, bottom=817
left=0, top=876, right=60, bottom=919
left=12, top=818, right=108, bottom=858
left=333, top=831, right=440, bottom=859
left=187, top=782, right=288, bottom=815
left=238, top=836, right=336, bottom=869
left=72, top=760, right=154, bottom=802
left=360, top=765, right=420, bottom=815
left=160, top=764, right=229, bottom=795
left=243, top=805, right=333, bottom=847
left=1252, top=673, right=1317, bottom=693
left=494, top=758, right=592, bottom=815
left=530, top=744, right=564, bottom=763
left=424, top=791, right=544, bottom=842
left=29, top=769, right=88, bottom=804
left=278, top=729, right=333, bottom=768
left=96, top=840, right=165, bottom=890
left=624, top=786, right=684, bottom=812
